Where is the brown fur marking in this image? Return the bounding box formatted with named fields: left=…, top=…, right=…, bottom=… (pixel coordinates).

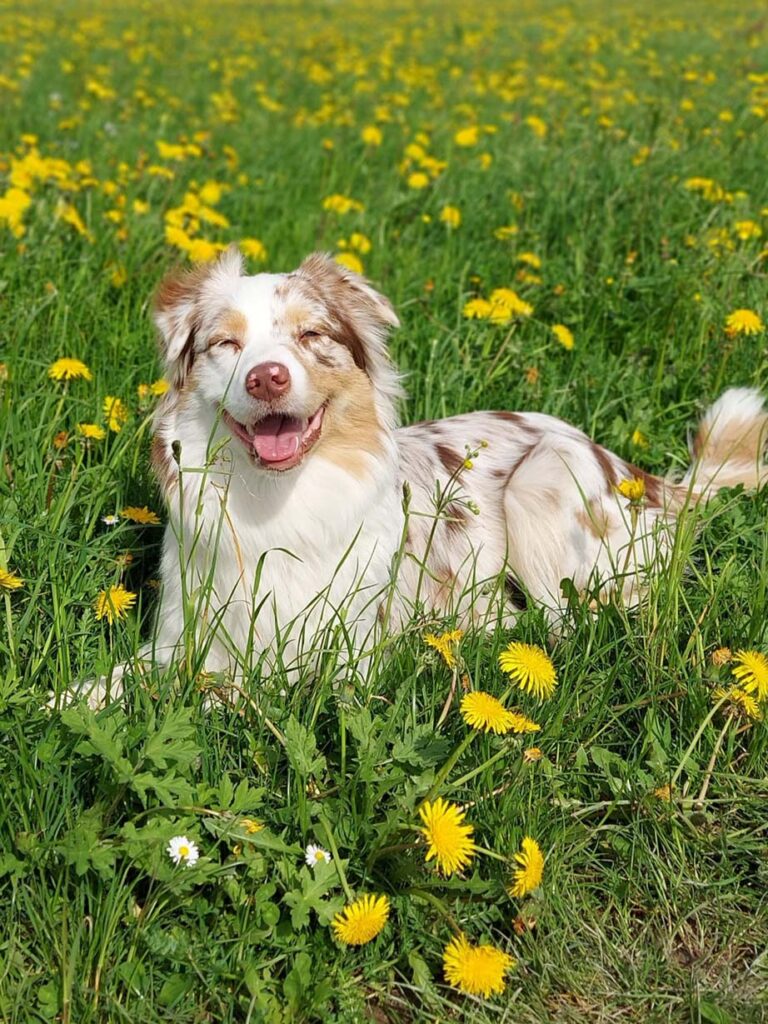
left=436, top=444, right=463, bottom=477
left=576, top=500, right=611, bottom=540
left=310, top=363, right=385, bottom=478
left=151, top=432, right=177, bottom=493
left=590, top=442, right=619, bottom=493
left=623, top=461, right=664, bottom=505
left=444, top=502, right=469, bottom=534
left=217, top=309, right=247, bottom=342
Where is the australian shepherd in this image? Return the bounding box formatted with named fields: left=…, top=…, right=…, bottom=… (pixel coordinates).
left=93, top=248, right=768, bottom=698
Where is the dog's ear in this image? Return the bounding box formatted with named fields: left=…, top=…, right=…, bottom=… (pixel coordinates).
left=296, top=253, right=401, bottom=404
left=154, top=246, right=243, bottom=380
left=297, top=252, right=400, bottom=341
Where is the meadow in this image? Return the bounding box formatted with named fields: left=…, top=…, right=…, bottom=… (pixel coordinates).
left=1, top=0, right=768, bottom=1020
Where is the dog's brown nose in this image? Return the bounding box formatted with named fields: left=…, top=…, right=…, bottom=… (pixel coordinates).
left=246, top=362, right=291, bottom=400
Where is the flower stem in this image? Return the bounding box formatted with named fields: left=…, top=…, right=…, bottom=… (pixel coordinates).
left=405, top=888, right=460, bottom=932
left=694, top=711, right=734, bottom=810
left=318, top=811, right=353, bottom=901
left=420, top=729, right=477, bottom=808
left=670, top=696, right=727, bottom=788
left=449, top=744, right=512, bottom=789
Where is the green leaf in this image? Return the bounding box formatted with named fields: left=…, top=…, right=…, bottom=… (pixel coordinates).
left=61, top=706, right=134, bottom=780
left=408, top=950, right=432, bottom=990
left=55, top=808, right=116, bottom=878
left=158, top=973, right=193, bottom=1007
left=143, top=708, right=199, bottom=770
left=284, top=951, right=312, bottom=1011
left=698, top=1000, right=734, bottom=1024
left=0, top=853, right=26, bottom=880
left=284, top=716, right=326, bottom=778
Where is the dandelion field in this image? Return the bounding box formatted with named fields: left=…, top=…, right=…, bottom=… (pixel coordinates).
left=2, top=0, right=768, bottom=1020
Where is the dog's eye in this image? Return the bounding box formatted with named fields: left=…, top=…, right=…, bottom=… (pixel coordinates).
left=300, top=330, right=321, bottom=342
left=213, top=338, right=241, bottom=351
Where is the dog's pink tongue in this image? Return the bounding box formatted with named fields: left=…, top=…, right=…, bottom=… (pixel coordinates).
left=251, top=415, right=303, bottom=463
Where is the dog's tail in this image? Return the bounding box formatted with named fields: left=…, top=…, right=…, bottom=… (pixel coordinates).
left=681, top=387, right=768, bottom=496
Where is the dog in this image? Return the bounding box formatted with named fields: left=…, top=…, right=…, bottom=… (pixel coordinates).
left=76, top=247, right=767, bottom=703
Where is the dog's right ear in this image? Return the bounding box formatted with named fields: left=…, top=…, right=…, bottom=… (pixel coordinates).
left=153, top=246, right=243, bottom=382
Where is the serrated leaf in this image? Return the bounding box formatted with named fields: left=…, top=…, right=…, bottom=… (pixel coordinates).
left=284, top=716, right=326, bottom=778
left=143, top=708, right=199, bottom=770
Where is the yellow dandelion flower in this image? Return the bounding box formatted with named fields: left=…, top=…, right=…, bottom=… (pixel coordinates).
left=517, top=252, right=541, bottom=269
left=150, top=378, right=169, bottom=396
left=552, top=324, right=574, bottom=350
left=460, top=692, right=540, bottom=734
left=713, top=686, right=762, bottom=721
left=361, top=124, right=382, bottom=146
left=616, top=477, right=646, bottom=501
left=734, top=220, right=761, bottom=241
left=506, top=712, right=541, bottom=734
left=240, top=237, right=267, bottom=261
left=508, top=836, right=544, bottom=897
left=187, top=239, right=221, bottom=263
left=523, top=747, right=543, bottom=762
left=94, top=584, right=137, bottom=624
left=460, top=691, right=515, bottom=734
left=120, top=506, right=161, bottom=525
left=499, top=642, right=557, bottom=701
left=48, top=357, right=92, bottom=382
left=424, top=629, right=464, bottom=669
left=348, top=232, right=371, bottom=254
left=653, top=783, right=674, bottom=801
left=56, top=200, right=93, bottom=241
left=407, top=171, right=430, bottom=189
left=109, top=264, right=128, bottom=288
left=725, top=309, right=764, bottom=336
left=463, top=297, right=493, bottom=320
left=443, top=933, right=515, bottom=998
left=77, top=423, right=106, bottom=440
left=322, top=194, right=364, bottom=215
left=631, top=429, right=649, bottom=448
left=454, top=126, right=480, bottom=147
left=240, top=818, right=263, bottom=834
left=419, top=798, right=475, bottom=875
left=489, top=288, right=533, bottom=319
left=334, top=251, right=363, bottom=274
left=731, top=649, right=768, bottom=700
left=440, top=205, right=461, bottom=229
left=331, top=894, right=389, bottom=945
left=494, top=224, right=519, bottom=240
left=525, top=115, right=548, bottom=138
left=103, top=396, right=128, bottom=433
left=0, top=568, right=24, bottom=590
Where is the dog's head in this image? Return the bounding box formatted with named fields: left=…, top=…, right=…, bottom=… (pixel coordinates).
left=153, top=248, right=401, bottom=473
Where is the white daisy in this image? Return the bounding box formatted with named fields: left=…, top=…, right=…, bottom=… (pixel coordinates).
left=167, top=835, right=200, bottom=867
left=304, top=843, right=330, bottom=868
left=101, top=514, right=119, bottom=526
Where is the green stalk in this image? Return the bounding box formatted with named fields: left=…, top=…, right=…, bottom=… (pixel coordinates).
left=318, top=811, right=353, bottom=901
left=420, top=729, right=478, bottom=808
left=670, top=696, right=727, bottom=788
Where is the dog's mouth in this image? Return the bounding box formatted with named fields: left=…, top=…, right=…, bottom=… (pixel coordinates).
left=222, top=405, right=326, bottom=470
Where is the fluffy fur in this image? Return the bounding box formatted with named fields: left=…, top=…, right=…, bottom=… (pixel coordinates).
left=103, top=250, right=768, bottom=693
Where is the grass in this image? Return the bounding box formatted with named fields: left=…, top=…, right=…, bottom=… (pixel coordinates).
left=1, top=0, right=768, bottom=1020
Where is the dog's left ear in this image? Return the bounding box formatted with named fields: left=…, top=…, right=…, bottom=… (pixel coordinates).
left=154, top=246, right=243, bottom=382
left=296, top=253, right=401, bottom=402
left=297, top=251, right=400, bottom=339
